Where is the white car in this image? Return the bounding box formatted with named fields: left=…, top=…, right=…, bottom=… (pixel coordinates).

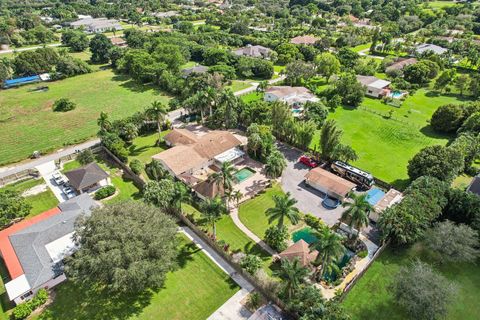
left=52, top=172, right=66, bottom=185
left=62, top=186, right=76, bottom=199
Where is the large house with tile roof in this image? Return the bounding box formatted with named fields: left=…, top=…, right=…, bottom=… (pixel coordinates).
left=0, top=194, right=96, bottom=305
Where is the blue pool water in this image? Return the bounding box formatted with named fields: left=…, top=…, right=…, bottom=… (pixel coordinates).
left=234, top=167, right=255, bottom=183
left=292, top=227, right=318, bottom=244
left=390, top=91, right=403, bottom=98
left=366, top=188, right=385, bottom=206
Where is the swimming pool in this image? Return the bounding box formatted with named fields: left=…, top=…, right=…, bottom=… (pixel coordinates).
left=366, top=187, right=385, bottom=206
left=292, top=227, right=318, bottom=244
left=234, top=167, right=255, bottom=183
left=389, top=91, right=404, bottom=99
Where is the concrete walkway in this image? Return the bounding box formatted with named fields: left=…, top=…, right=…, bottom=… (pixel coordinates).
left=230, top=208, right=276, bottom=255
left=358, top=48, right=385, bottom=60
left=0, top=108, right=184, bottom=180
left=0, top=43, right=62, bottom=55
left=179, top=227, right=255, bottom=320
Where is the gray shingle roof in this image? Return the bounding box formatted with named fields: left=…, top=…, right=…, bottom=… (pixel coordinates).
left=9, top=194, right=96, bottom=289
left=64, top=162, right=109, bottom=190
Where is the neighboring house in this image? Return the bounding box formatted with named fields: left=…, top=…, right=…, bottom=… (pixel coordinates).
left=278, top=239, right=318, bottom=267
left=152, top=129, right=245, bottom=199
left=70, top=17, right=122, bottom=33
left=264, top=86, right=319, bottom=107
left=1, top=194, right=96, bottom=305
left=64, top=162, right=110, bottom=194
left=369, top=188, right=403, bottom=223
left=110, top=37, right=127, bottom=47
left=385, top=58, right=417, bottom=73
left=181, top=65, right=209, bottom=78
left=415, top=43, right=448, bottom=55
left=356, top=75, right=391, bottom=98
left=290, top=35, right=319, bottom=45
left=233, top=45, right=272, bottom=59
left=304, top=167, right=356, bottom=201
left=153, top=11, right=178, bottom=18
left=467, top=175, right=480, bottom=197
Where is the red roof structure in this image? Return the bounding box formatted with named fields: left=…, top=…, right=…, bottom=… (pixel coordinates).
left=0, top=207, right=61, bottom=279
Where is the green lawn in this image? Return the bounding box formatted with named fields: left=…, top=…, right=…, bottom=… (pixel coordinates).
left=62, top=155, right=141, bottom=204
left=0, top=69, right=170, bottom=165
left=128, top=131, right=170, bottom=164
left=228, top=80, right=253, bottom=92
left=184, top=203, right=275, bottom=275
left=311, top=89, right=466, bottom=188
left=1, top=178, right=58, bottom=217
left=34, top=235, right=239, bottom=320
left=343, top=245, right=480, bottom=320
left=238, top=184, right=287, bottom=239
left=427, top=1, right=458, bottom=9
left=240, top=92, right=263, bottom=103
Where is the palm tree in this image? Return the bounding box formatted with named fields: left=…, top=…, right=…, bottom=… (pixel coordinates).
left=341, top=193, right=373, bottom=239
left=266, top=192, right=300, bottom=228
left=232, top=190, right=243, bottom=207
left=265, top=150, right=287, bottom=178
left=211, top=161, right=236, bottom=194
left=311, top=228, right=345, bottom=281
left=97, top=111, right=111, bottom=132
left=200, top=196, right=227, bottom=240
left=247, top=132, right=262, bottom=159
left=273, top=258, right=309, bottom=299
left=145, top=101, right=168, bottom=145
left=319, top=119, right=343, bottom=163
left=256, top=80, right=269, bottom=94
left=172, top=182, right=190, bottom=213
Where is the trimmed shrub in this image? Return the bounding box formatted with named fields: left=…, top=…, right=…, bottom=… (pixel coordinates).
left=52, top=98, right=76, bottom=112
left=304, top=214, right=326, bottom=230
left=129, top=159, right=143, bottom=175
left=30, top=288, right=48, bottom=309
left=94, top=185, right=116, bottom=200
left=77, top=149, right=94, bottom=165
left=240, top=254, right=262, bottom=275
left=12, top=302, right=32, bottom=320
left=264, top=225, right=288, bottom=252
left=357, top=250, right=368, bottom=258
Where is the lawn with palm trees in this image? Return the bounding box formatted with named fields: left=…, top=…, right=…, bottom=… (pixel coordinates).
left=238, top=184, right=299, bottom=239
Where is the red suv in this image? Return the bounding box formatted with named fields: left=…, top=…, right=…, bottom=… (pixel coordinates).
left=299, top=155, right=318, bottom=168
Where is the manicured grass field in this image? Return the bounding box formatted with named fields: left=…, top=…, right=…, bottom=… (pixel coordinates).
left=0, top=69, right=170, bottom=165
left=240, top=92, right=263, bottom=103
left=34, top=235, right=239, bottom=320
left=343, top=245, right=480, bottom=320
left=228, top=80, right=253, bottom=92
left=128, top=131, right=170, bottom=164
left=238, top=184, right=287, bottom=239
left=427, top=1, right=458, bottom=9
left=311, top=89, right=466, bottom=188
left=1, top=178, right=58, bottom=217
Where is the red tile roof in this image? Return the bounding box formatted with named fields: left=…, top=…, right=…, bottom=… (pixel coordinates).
left=0, top=207, right=61, bottom=279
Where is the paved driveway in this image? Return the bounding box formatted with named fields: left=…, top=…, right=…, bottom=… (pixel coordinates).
left=278, top=144, right=345, bottom=227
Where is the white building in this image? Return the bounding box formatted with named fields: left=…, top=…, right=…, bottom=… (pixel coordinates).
left=70, top=17, right=122, bottom=33
left=356, top=75, right=391, bottom=98
left=415, top=43, right=448, bottom=55
left=264, top=86, right=319, bottom=106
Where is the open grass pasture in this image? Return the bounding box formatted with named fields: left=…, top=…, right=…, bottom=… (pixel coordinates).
left=34, top=235, right=239, bottom=320
left=311, top=90, right=466, bottom=188
left=343, top=245, right=480, bottom=320
left=0, top=69, right=170, bottom=165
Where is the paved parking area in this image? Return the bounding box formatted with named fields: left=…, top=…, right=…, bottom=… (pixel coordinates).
left=35, top=161, right=74, bottom=202
left=278, top=144, right=344, bottom=227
